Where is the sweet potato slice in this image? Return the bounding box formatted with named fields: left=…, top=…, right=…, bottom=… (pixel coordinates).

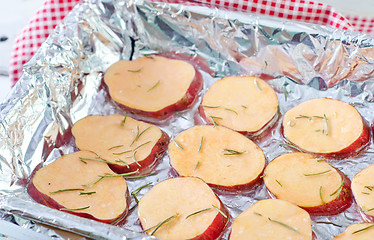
left=230, top=199, right=312, bottom=240
left=282, top=98, right=370, bottom=158
left=199, top=76, right=279, bottom=137
left=28, top=151, right=129, bottom=223
left=264, top=152, right=352, bottom=215
left=104, top=56, right=203, bottom=120
left=169, top=125, right=266, bottom=191
left=137, top=177, right=229, bottom=240
left=351, top=164, right=374, bottom=222
left=72, top=114, right=169, bottom=175
left=333, top=223, right=374, bottom=239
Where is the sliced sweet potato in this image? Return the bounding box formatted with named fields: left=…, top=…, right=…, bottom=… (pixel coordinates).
left=282, top=98, right=370, bottom=159
left=137, top=177, right=229, bottom=240
left=199, top=76, right=279, bottom=138
left=264, top=152, right=352, bottom=216
left=230, top=199, right=312, bottom=240
left=169, top=125, right=266, bottom=191
left=104, top=56, right=203, bottom=120
left=333, top=223, right=374, bottom=239
left=72, top=114, right=169, bottom=175
left=28, top=151, right=129, bottom=224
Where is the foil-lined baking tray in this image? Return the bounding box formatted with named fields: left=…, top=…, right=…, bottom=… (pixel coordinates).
left=1, top=0, right=374, bottom=239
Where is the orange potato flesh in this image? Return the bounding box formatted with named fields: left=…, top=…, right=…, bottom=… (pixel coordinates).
left=333, top=223, right=374, bottom=239
left=264, top=152, right=343, bottom=207
left=230, top=199, right=312, bottom=240
left=352, top=164, right=374, bottom=218
left=169, top=125, right=266, bottom=189
left=104, top=56, right=196, bottom=112
left=72, top=114, right=162, bottom=167
left=283, top=98, right=364, bottom=154
left=201, top=76, right=279, bottom=133
left=31, top=151, right=128, bottom=221
left=137, top=177, right=227, bottom=240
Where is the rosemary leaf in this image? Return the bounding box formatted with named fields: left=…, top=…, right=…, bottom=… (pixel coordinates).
left=366, top=207, right=374, bottom=212
left=241, top=105, right=247, bottom=109
left=131, top=182, right=153, bottom=197
left=315, top=221, right=342, bottom=228
left=198, top=136, right=203, bottom=152
left=79, top=157, right=112, bottom=164
left=194, top=161, right=200, bottom=171
left=108, top=145, right=124, bottom=151
left=268, top=217, right=299, bottom=234
left=202, top=105, right=221, bottom=108
left=254, top=78, right=262, bottom=91
left=323, top=114, right=329, bottom=135
left=212, top=205, right=227, bottom=218
left=316, top=158, right=326, bottom=162
left=209, top=116, right=221, bottom=127
left=253, top=212, right=262, bottom=216
left=150, top=214, right=179, bottom=235
left=125, top=172, right=156, bottom=180
left=352, top=224, right=374, bottom=234
left=133, top=141, right=152, bottom=152
left=148, top=80, right=160, bottom=92
left=80, top=191, right=96, bottom=195
left=224, top=108, right=238, bottom=115
left=128, top=68, right=142, bottom=73
left=80, top=159, right=87, bottom=164
left=330, top=177, right=345, bottom=197
left=303, top=169, right=331, bottom=176
left=121, top=113, right=127, bottom=127
left=131, top=126, right=151, bottom=146
left=276, top=179, right=283, bottom=187
left=173, top=139, right=184, bottom=150
left=185, top=208, right=212, bottom=219
left=113, top=150, right=132, bottom=156
left=362, top=192, right=370, bottom=195
left=223, top=149, right=246, bottom=155
left=60, top=206, right=90, bottom=212
left=260, top=174, right=266, bottom=178
left=100, top=170, right=139, bottom=177
left=319, top=186, right=324, bottom=204
left=81, top=177, right=104, bottom=187
left=115, top=159, right=130, bottom=168
left=343, top=212, right=357, bottom=221
left=50, top=188, right=84, bottom=194
left=365, top=186, right=374, bottom=191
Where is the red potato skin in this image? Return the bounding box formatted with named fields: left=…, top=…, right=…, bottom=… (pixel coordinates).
left=281, top=119, right=371, bottom=159
left=27, top=180, right=131, bottom=224
left=268, top=171, right=352, bottom=216
left=108, top=130, right=170, bottom=176
left=195, top=105, right=280, bottom=139
left=104, top=59, right=204, bottom=121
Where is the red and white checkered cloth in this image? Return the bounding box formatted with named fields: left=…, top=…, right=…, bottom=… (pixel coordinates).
left=8, top=0, right=373, bottom=85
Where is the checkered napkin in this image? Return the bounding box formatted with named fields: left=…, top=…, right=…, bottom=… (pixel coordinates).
left=8, top=0, right=373, bottom=85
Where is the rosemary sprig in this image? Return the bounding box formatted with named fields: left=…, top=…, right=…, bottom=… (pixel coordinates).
left=147, top=214, right=179, bottom=236
left=276, top=179, right=283, bottom=187
left=194, top=161, right=200, bottom=171
left=50, top=188, right=84, bottom=194
left=268, top=217, right=299, bottom=234
left=303, top=169, right=331, bottom=176
left=60, top=206, right=90, bottom=212
left=185, top=208, right=212, bottom=219
left=133, top=141, right=151, bottom=152
left=224, top=108, right=238, bottom=115
left=115, top=159, right=130, bottom=168
left=121, top=113, right=127, bottom=127
left=128, top=68, right=142, bottom=73
left=315, top=221, right=342, bottom=228
left=82, top=177, right=104, bottom=187
left=113, top=150, right=132, bottom=156
left=319, top=186, right=325, bottom=204
left=108, top=145, right=124, bottom=151
left=330, top=177, right=345, bottom=197
left=125, top=172, right=156, bottom=180
left=209, top=116, right=221, bottom=127
left=173, top=139, right=184, bottom=150
left=352, top=224, right=374, bottom=234
left=198, top=137, right=204, bottom=152
left=79, top=157, right=112, bottom=164
left=202, top=105, right=221, bottom=108
left=254, top=78, right=262, bottom=91
left=131, top=126, right=152, bottom=146
left=223, top=149, right=246, bottom=155
left=99, top=170, right=139, bottom=178
left=131, top=182, right=153, bottom=204
left=148, top=80, right=160, bottom=92
left=212, top=205, right=228, bottom=218
left=80, top=191, right=96, bottom=195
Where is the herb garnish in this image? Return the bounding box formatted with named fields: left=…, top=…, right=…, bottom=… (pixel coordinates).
left=128, top=68, right=142, bottom=73
left=121, top=113, right=127, bottom=127
left=241, top=105, right=247, bottom=109
left=198, top=136, right=204, bottom=152
left=80, top=191, right=96, bottom=195
left=125, top=172, right=156, bottom=180
left=99, top=170, right=139, bottom=178
left=141, top=214, right=179, bottom=236
left=323, top=114, right=329, bottom=135
left=131, top=182, right=153, bottom=204
left=212, top=205, right=228, bottom=218
left=115, top=159, right=130, bottom=168
left=148, top=80, right=160, bottom=92
left=82, top=177, right=104, bottom=187
left=253, top=212, right=262, bottom=216
left=108, top=145, right=124, bottom=151
left=254, top=78, right=262, bottom=91
left=202, top=105, right=221, bottom=108
left=50, top=188, right=84, bottom=194
left=303, top=169, right=331, bottom=176
left=60, top=206, right=90, bottom=212
left=131, top=126, right=152, bottom=146
left=223, top=149, right=246, bottom=155
left=276, top=179, right=283, bottom=187
left=268, top=217, right=299, bottom=234
left=133, top=141, right=151, bottom=152
left=319, top=186, right=325, bottom=204
left=224, top=108, right=238, bottom=115
left=112, top=150, right=132, bottom=156
left=362, top=192, right=370, bottom=195
left=79, top=157, right=112, bottom=164
left=315, top=221, right=342, bottom=227
left=185, top=208, right=212, bottom=219
left=173, top=139, right=184, bottom=150
left=352, top=224, right=374, bottom=234
left=194, top=161, right=200, bottom=171
left=365, top=207, right=374, bottom=212
left=209, top=116, right=221, bottom=127
left=365, top=186, right=374, bottom=191
left=133, top=151, right=141, bottom=167
left=330, top=177, right=345, bottom=198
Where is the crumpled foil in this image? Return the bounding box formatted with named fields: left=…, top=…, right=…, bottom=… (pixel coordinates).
left=1, top=0, right=374, bottom=239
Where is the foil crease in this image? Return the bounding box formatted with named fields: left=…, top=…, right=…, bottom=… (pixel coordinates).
left=1, top=0, right=374, bottom=239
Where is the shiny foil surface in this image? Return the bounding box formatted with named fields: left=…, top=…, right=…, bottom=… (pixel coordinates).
left=1, top=0, right=374, bottom=239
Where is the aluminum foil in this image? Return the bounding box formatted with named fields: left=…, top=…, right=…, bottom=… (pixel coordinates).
left=1, top=0, right=374, bottom=239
